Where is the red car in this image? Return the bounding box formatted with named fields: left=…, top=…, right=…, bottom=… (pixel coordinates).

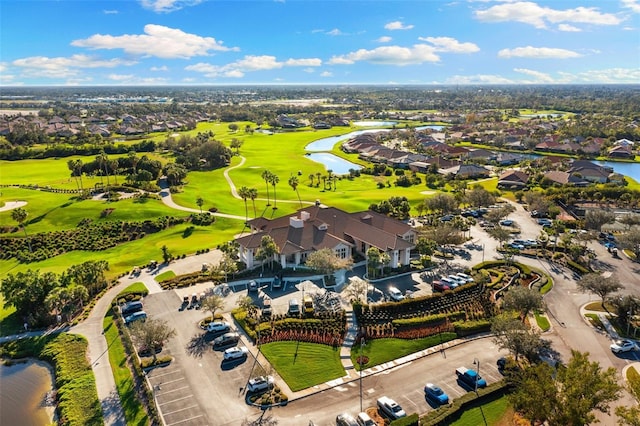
left=432, top=281, right=450, bottom=292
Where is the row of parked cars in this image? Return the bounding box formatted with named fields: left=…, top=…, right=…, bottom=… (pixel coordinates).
left=120, top=300, right=147, bottom=325
left=432, top=272, right=474, bottom=292
left=335, top=396, right=407, bottom=426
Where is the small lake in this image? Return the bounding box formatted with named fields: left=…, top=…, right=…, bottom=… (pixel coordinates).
left=0, top=360, right=55, bottom=426
left=415, top=125, right=445, bottom=131
left=305, top=129, right=391, bottom=151
left=306, top=153, right=362, bottom=175
left=597, top=160, right=640, bottom=182
left=352, top=120, right=397, bottom=127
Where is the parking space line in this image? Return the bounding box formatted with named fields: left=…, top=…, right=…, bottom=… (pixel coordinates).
left=166, top=414, right=205, bottom=426
left=156, top=385, right=190, bottom=396
left=158, top=395, right=194, bottom=406
left=149, top=369, right=183, bottom=379
left=162, top=404, right=200, bottom=416
left=153, top=377, right=186, bottom=386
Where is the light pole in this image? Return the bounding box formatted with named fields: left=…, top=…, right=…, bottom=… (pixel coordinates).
left=359, top=337, right=365, bottom=412
left=473, top=358, right=480, bottom=396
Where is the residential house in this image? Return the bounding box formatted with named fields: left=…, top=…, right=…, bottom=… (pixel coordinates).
left=497, top=170, right=529, bottom=189
left=608, top=145, right=634, bottom=159
left=235, top=205, right=416, bottom=273
left=544, top=171, right=588, bottom=186
left=440, top=163, right=490, bottom=179
left=568, top=160, right=611, bottom=183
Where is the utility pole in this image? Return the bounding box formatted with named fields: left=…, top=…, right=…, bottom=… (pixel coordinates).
left=359, top=337, right=365, bottom=412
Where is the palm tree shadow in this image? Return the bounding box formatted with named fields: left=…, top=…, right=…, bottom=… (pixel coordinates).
left=185, top=332, right=213, bottom=358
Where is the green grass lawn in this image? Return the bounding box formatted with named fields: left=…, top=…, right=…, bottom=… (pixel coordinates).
left=103, top=310, right=149, bottom=426
left=350, top=333, right=457, bottom=371
left=117, top=282, right=149, bottom=297
left=259, top=341, right=345, bottom=392
left=449, top=394, right=513, bottom=426
left=154, top=270, right=176, bottom=282
left=534, top=311, right=550, bottom=331
left=0, top=294, right=21, bottom=336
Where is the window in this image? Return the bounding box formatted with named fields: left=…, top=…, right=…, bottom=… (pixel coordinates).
left=336, top=247, right=347, bottom=259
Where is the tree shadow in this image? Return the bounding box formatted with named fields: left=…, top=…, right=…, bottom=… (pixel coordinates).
left=185, top=332, right=212, bottom=358
left=101, top=389, right=124, bottom=422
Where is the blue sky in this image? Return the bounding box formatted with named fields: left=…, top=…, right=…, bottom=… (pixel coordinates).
left=1, top=0, right=639, bottom=86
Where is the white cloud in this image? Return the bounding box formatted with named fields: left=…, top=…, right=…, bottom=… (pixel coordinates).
left=418, top=36, right=480, bottom=53
left=498, top=46, right=582, bottom=59
left=139, top=0, right=202, bottom=13
left=320, top=71, right=333, bottom=77
left=185, top=55, right=321, bottom=78
left=475, top=2, right=621, bottom=29
left=150, top=65, right=168, bottom=71
left=108, top=73, right=169, bottom=84
left=567, top=67, right=640, bottom=83
left=328, top=44, right=439, bottom=65
left=303, top=68, right=315, bottom=73
left=12, top=54, right=136, bottom=78
left=622, top=0, right=640, bottom=13
left=385, top=21, right=414, bottom=30
left=445, top=74, right=515, bottom=84
left=376, top=36, right=392, bottom=43
left=103, top=10, right=118, bottom=14
left=558, top=24, right=581, bottom=32
left=71, top=24, right=238, bottom=59
left=0, top=63, right=6, bottom=72
left=513, top=68, right=555, bottom=83
left=327, top=29, right=345, bottom=36
left=108, top=74, right=135, bottom=81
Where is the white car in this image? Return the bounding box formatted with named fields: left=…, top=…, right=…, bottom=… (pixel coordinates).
left=247, top=375, right=274, bottom=392
left=455, top=272, right=474, bottom=283
left=206, top=321, right=230, bottom=333
left=223, top=346, right=249, bottom=360
left=610, top=339, right=637, bottom=354
left=448, top=275, right=467, bottom=286
left=388, top=287, right=405, bottom=302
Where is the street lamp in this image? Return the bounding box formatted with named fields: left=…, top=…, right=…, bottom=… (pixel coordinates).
left=359, top=337, right=365, bottom=413
left=473, top=358, right=480, bottom=396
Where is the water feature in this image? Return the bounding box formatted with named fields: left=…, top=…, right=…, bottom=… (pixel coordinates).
left=0, top=360, right=55, bottom=426
left=596, top=160, right=640, bottom=182
left=352, top=120, right=397, bottom=127
left=415, top=125, right=445, bottom=131
left=305, top=153, right=362, bottom=175
left=305, top=129, right=391, bottom=151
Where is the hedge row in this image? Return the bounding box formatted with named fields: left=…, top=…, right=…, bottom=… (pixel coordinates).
left=392, top=312, right=460, bottom=327
left=453, top=320, right=491, bottom=337
left=390, top=413, right=419, bottom=426
left=627, top=366, right=640, bottom=401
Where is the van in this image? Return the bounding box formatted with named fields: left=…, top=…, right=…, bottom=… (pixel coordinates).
left=288, top=298, right=300, bottom=315
left=303, top=295, right=314, bottom=314
left=120, top=301, right=143, bottom=316
left=356, top=412, right=376, bottom=426
left=124, top=311, right=147, bottom=325
left=262, top=298, right=272, bottom=316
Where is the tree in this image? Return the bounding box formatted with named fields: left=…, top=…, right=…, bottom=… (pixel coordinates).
left=66, top=260, right=109, bottom=297
left=491, top=314, right=549, bottom=362
left=484, top=204, right=515, bottom=224
left=228, top=123, right=239, bottom=132
left=288, top=175, right=302, bottom=209
left=510, top=350, right=621, bottom=426
left=425, top=193, right=458, bottom=215
left=255, top=235, right=278, bottom=272
left=576, top=273, right=624, bottom=309
left=343, top=276, right=369, bottom=304
left=584, top=210, right=616, bottom=231
left=219, top=252, right=238, bottom=282
left=11, top=207, right=31, bottom=252
left=618, top=228, right=640, bottom=260
left=487, top=226, right=514, bottom=262
left=230, top=138, right=243, bottom=154
left=261, top=170, right=272, bottom=206
left=367, top=247, right=382, bottom=279
left=67, top=159, right=81, bottom=191
left=466, top=186, right=496, bottom=208
left=1, top=270, right=60, bottom=325
left=161, top=245, right=171, bottom=264
left=415, top=236, right=437, bottom=256
left=503, top=286, right=544, bottom=323
left=305, top=248, right=353, bottom=285
left=201, top=295, right=225, bottom=319
left=196, top=196, right=204, bottom=213
left=616, top=406, right=640, bottom=426
left=236, top=296, right=257, bottom=317
left=524, top=191, right=551, bottom=215
left=130, top=318, right=176, bottom=362
left=269, top=173, right=280, bottom=209
left=238, top=186, right=250, bottom=222
left=248, top=187, right=258, bottom=218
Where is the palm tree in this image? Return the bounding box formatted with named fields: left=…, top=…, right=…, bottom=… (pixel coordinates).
left=196, top=196, right=204, bottom=213
left=315, top=172, right=322, bottom=187
left=238, top=186, right=250, bottom=221
left=288, top=176, right=302, bottom=209
left=74, top=159, right=84, bottom=192
left=67, top=159, right=80, bottom=191
left=248, top=187, right=258, bottom=218
left=109, top=159, right=119, bottom=184
left=261, top=170, right=272, bottom=206
left=309, top=173, right=315, bottom=187
left=269, top=173, right=280, bottom=209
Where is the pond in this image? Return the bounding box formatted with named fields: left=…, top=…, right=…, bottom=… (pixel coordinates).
left=352, top=120, right=398, bottom=127
left=305, top=153, right=362, bottom=175
left=305, top=129, right=391, bottom=151
left=0, top=359, right=55, bottom=426
left=596, top=160, right=640, bottom=182
left=415, top=125, right=446, bottom=131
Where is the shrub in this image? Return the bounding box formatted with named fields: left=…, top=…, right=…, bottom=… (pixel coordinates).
left=140, top=356, right=173, bottom=369
left=453, top=319, right=491, bottom=336
left=627, top=366, right=640, bottom=400
left=390, top=413, right=419, bottom=426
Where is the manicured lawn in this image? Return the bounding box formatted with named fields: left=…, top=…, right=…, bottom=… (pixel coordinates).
left=0, top=294, right=21, bottom=336
left=350, top=333, right=457, bottom=371
left=260, top=341, right=345, bottom=392
left=117, top=282, right=149, bottom=297
left=154, top=270, right=176, bottom=282
left=449, top=394, right=513, bottom=426
left=584, top=301, right=614, bottom=312
left=103, top=310, right=149, bottom=426
left=534, top=311, right=550, bottom=331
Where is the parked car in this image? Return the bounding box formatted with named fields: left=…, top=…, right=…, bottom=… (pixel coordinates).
left=206, top=321, right=231, bottom=334
left=424, top=383, right=449, bottom=405
left=223, top=346, right=249, bottom=361
left=272, top=276, right=282, bottom=290
left=388, top=286, right=405, bottom=302
left=432, top=281, right=450, bottom=292
left=440, top=214, right=454, bottom=222
left=538, top=218, right=552, bottom=226
left=377, top=396, right=406, bottom=420
left=336, top=413, right=358, bottom=426
left=288, top=298, right=301, bottom=315
left=508, top=242, right=525, bottom=250
left=455, top=272, right=474, bottom=283
left=248, top=280, right=258, bottom=292
left=499, top=219, right=514, bottom=226
left=262, top=298, right=273, bottom=317
left=213, top=332, right=240, bottom=348
left=523, top=239, right=538, bottom=247
left=439, top=277, right=458, bottom=289
left=124, top=311, right=147, bottom=325
left=356, top=412, right=376, bottom=426
left=610, top=339, right=638, bottom=353
left=447, top=275, right=467, bottom=286
left=247, top=375, right=274, bottom=393
left=120, top=300, right=143, bottom=316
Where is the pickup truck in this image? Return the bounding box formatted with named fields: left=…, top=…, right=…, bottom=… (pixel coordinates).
left=455, top=367, right=487, bottom=389
left=377, top=396, right=406, bottom=420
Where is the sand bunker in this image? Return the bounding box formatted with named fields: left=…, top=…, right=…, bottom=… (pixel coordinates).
left=0, top=201, right=27, bottom=212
